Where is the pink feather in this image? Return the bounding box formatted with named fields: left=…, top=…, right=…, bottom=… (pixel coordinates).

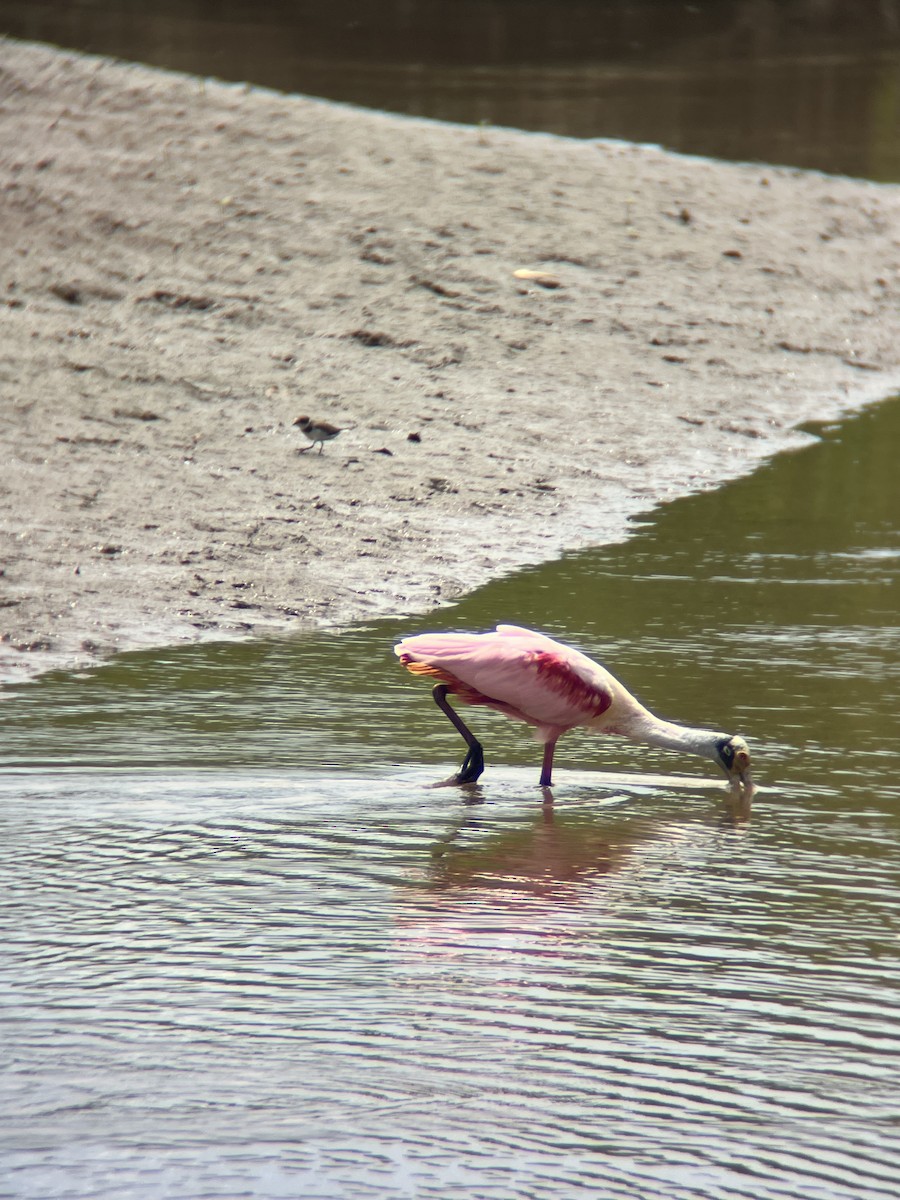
left=395, top=624, right=615, bottom=743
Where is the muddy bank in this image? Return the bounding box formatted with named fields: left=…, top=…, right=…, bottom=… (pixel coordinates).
left=2, top=38, right=899, bottom=684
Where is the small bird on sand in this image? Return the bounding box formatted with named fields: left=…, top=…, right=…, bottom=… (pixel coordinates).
left=294, top=415, right=342, bottom=453
left=396, top=624, right=752, bottom=791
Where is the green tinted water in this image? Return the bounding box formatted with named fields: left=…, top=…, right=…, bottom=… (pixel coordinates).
left=4, top=397, right=898, bottom=794
left=2, top=398, right=899, bottom=1199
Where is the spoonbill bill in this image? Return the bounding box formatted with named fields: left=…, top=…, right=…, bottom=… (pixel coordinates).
left=395, top=624, right=752, bottom=790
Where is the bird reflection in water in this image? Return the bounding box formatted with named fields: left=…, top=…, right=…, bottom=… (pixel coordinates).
left=424, top=785, right=752, bottom=901
left=426, top=802, right=624, bottom=899
left=390, top=786, right=752, bottom=988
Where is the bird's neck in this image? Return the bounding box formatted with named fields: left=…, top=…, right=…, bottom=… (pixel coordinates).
left=617, top=708, right=723, bottom=761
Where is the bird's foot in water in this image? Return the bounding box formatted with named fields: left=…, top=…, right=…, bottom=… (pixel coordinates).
left=727, top=776, right=756, bottom=820
left=432, top=741, right=485, bottom=788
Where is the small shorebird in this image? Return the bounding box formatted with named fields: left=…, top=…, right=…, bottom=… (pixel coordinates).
left=294, top=415, right=342, bottom=453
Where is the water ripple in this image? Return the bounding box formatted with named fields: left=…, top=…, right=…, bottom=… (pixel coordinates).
left=2, top=766, right=899, bottom=1199
left=4, top=400, right=900, bottom=1197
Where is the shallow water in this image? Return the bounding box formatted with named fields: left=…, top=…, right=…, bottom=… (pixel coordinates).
left=2, top=399, right=899, bottom=1198
left=2, top=0, right=899, bottom=179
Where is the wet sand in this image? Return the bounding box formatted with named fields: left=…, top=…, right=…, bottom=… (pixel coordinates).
left=2, top=38, right=900, bottom=683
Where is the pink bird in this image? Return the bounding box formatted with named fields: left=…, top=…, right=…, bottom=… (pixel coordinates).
left=395, top=624, right=752, bottom=790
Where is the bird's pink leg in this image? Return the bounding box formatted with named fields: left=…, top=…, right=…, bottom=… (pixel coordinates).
left=432, top=684, right=485, bottom=785
left=539, top=740, right=557, bottom=788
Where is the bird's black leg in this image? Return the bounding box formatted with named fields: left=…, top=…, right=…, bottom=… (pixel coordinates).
left=539, top=739, right=557, bottom=788
left=432, top=684, right=485, bottom=785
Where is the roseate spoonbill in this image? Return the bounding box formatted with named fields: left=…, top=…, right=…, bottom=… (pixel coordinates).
left=395, top=624, right=752, bottom=789
left=294, top=415, right=342, bottom=453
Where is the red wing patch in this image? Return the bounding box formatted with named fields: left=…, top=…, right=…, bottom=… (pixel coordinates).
left=529, top=651, right=613, bottom=718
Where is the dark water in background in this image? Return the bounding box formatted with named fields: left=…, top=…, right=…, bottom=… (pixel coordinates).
left=2, top=0, right=900, bottom=179
left=2, top=397, right=899, bottom=1198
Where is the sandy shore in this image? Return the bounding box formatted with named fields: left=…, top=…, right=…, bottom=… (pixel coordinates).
left=2, top=38, right=899, bottom=684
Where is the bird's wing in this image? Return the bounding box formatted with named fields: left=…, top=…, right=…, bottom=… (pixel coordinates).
left=494, top=623, right=564, bottom=648
left=396, top=627, right=616, bottom=729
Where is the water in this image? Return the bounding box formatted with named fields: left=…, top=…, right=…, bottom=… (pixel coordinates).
left=2, top=0, right=900, bottom=179
left=2, top=399, right=899, bottom=1198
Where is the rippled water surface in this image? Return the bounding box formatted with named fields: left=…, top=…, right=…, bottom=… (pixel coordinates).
left=3, top=399, right=900, bottom=1198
